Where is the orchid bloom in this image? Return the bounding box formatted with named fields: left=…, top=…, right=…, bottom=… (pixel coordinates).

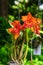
left=8, top=20, right=21, bottom=39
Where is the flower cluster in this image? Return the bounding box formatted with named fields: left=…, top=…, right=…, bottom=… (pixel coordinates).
left=8, top=13, right=41, bottom=39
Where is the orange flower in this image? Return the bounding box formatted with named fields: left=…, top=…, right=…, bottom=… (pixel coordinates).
left=22, top=12, right=32, bottom=22
left=21, top=12, right=41, bottom=34
left=8, top=12, right=41, bottom=38
left=8, top=20, right=21, bottom=39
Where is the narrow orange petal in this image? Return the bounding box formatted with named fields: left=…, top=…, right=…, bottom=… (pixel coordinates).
left=11, top=20, right=20, bottom=26
left=14, top=33, right=20, bottom=40
left=31, top=27, right=34, bottom=32
left=8, top=28, right=13, bottom=33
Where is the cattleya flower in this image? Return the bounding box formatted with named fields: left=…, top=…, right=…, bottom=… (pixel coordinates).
left=8, top=20, right=21, bottom=39
left=8, top=12, right=41, bottom=39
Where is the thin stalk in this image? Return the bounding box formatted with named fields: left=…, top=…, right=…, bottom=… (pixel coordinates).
left=30, top=40, right=34, bottom=65
left=11, top=35, right=17, bottom=61
left=24, top=40, right=28, bottom=61
left=23, top=29, right=29, bottom=63
left=18, top=32, right=25, bottom=61
left=13, top=39, right=18, bottom=60
left=31, top=42, right=32, bottom=61
left=18, top=40, right=24, bottom=61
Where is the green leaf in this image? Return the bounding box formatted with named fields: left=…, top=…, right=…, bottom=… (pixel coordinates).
left=40, top=30, right=43, bottom=34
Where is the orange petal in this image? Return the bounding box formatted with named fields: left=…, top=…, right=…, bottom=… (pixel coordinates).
left=28, top=12, right=32, bottom=17
left=14, top=33, right=20, bottom=40
left=31, top=27, right=34, bottom=32
left=8, top=28, right=13, bottom=33
left=22, top=16, right=27, bottom=22
left=37, top=18, right=42, bottom=24
left=11, top=20, right=20, bottom=26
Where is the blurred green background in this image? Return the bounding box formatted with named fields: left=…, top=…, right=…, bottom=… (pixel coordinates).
left=0, top=0, right=43, bottom=65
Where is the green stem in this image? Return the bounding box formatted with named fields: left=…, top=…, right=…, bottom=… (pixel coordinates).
left=24, top=40, right=28, bottom=61
left=23, top=29, right=29, bottom=63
